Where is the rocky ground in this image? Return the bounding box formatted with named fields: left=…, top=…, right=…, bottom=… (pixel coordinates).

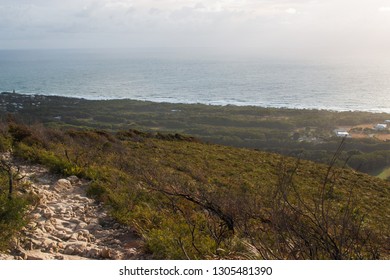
left=0, top=160, right=145, bottom=260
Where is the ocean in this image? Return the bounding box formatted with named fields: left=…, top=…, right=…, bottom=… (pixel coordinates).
left=1, top=49, right=389, bottom=113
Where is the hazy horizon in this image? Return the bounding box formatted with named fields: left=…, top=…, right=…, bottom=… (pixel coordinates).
left=1, top=1, right=390, bottom=60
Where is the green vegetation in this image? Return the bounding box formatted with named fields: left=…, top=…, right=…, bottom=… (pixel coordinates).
left=1, top=93, right=389, bottom=259
left=378, top=167, right=390, bottom=180
left=0, top=120, right=42, bottom=251
left=0, top=194, right=29, bottom=250
left=2, top=121, right=388, bottom=259
left=0, top=124, right=31, bottom=251
left=2, top=92, right=390, bottom=180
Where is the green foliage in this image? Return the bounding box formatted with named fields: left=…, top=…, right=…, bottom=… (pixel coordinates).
left=3, top=117, right=389, bottom=259
left=14, top=143, right=81, bottom=176
left=3, top=92, right=390, bottom=178
left=348, top=150, right=390, bottom=174
left=86, top=181, right=108, bottom=200
left=8, top=123, right=32, bottom=142
left=0, top=193, right=29, bottom=250
left=0, top=135, right=12, bottom=152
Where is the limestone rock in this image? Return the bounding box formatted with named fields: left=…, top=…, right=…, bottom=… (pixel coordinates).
left=0, top=161, right=144, bottom=261
left=53, top=179, right=72, bottom=192
left=67, top=175, right=79, bottom=184
left=86, top=248, right=101, bottom=258
left=101, top=248, right=111, bottom=259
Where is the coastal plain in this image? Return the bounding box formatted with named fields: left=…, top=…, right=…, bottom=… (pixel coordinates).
left=1, top=92, right=390, bottom=179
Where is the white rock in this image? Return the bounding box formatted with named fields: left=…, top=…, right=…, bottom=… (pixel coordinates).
left=53, top=179, right=72, bottom=192
left=68, top=233, right=79, bottom=242
left=54, top=231, right=71, bottom=240
left=31, top=213, right=42, bottom=220
left=27, top=222, right=37, bottom=228
left=76, top=222, right=88, bottom=230
left=44, top=223, right=55, bottom=233
left=64, top=246, right=75, bottom=255
left=78, top=236, right=88, bottom=242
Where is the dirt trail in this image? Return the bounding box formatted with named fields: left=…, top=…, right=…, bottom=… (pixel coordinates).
left=1, top=160, right=144, bottom=260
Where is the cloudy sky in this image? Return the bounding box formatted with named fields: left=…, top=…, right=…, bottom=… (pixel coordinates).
left=1, top=0, right=390, bottom=58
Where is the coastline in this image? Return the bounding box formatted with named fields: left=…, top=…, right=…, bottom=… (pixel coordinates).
left=2, top=91, right=390, bottom=114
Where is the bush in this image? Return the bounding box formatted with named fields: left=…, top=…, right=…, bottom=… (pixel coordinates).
left=0, top=194, right=28, bottom=251
left=86, top=181, right=108, bottom=200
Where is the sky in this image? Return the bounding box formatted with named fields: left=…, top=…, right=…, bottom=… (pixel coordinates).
left=1, top=0, right=390, bottom=59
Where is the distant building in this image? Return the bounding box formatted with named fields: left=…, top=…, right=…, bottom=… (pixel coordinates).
left=374, top=124, right=387, bottom=131
left=335, top=131, right=350, bottom=137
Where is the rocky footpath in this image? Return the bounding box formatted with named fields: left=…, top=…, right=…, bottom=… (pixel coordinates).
left=1, top=162, right=144, bottom=260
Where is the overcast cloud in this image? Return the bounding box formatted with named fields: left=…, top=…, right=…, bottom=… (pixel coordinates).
left=1, top=0, right=390, bottom=59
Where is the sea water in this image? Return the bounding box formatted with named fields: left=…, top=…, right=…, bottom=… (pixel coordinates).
left=0, top=49, right=389, bottom=113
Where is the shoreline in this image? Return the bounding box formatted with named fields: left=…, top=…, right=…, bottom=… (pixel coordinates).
left=2, top=91, right=390, bottom=115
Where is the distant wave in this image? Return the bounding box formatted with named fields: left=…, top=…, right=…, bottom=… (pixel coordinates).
left=1, top=50, right=390, bottom=113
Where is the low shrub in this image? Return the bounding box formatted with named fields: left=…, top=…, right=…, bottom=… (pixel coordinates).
left=0, top=194, right=29, bottom=251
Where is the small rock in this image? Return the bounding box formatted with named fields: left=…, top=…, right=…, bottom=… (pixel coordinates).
left=64, top=246, right=75, bottom=255
left=42, top=209, right=53, bottom=219
left=31, top=213, right=42, bottom=220
left=53, top=179, right=72, bottom=192
left=44, top=224, right=55, bottom=233
left=37, top=204, right=48, bottom=210
left=30, top=239, right=42, bottom=248
left=57, top=206, right=67, bottom=214
left=41, top=240, right=54, bottom=249
left=78, top=236, right=88, bottom=242
left=68, top=233, right=79, bottom=242
left=113, top=223, right=121, bottom=229
left=73, top=244, right=86, bottom=255
left=86, top=248, right=101, bottom=258
left=49, top=218, right=58, bottom=225
left=68, top=218, right=81, bottom=224
left=67, top=175, right=79, bottom=184
left=27, top=222, right=37, bottom=228
left=24, top=241, right=34, bottom=250
left=101, top=248, right=111, bottom=259
left=77, top=229, right=90, bottom=235
left=27, top=253, right=44, bottom=260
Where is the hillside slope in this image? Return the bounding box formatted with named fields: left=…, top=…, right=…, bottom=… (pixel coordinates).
left=1, top=123, right=388, bottom=259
